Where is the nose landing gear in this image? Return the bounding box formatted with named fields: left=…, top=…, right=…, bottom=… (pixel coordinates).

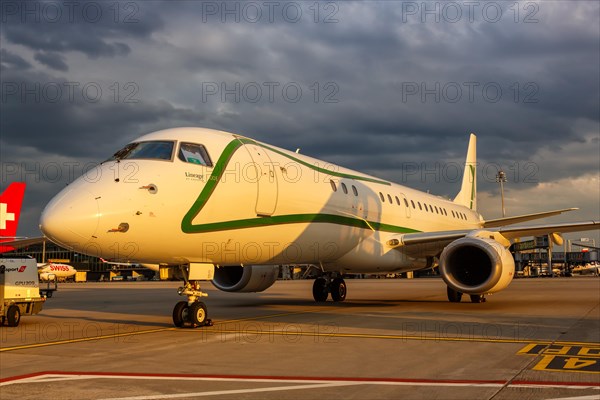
left=172, top=266, right=214, bottom=328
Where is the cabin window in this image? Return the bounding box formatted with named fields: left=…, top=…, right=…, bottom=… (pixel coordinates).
left=404, top=198, right=409, bottom=207
left=434, top=206, right=439, bottom=214
left=417, top=202, right=422, bottom=210
left=395, top=196, right=400, bottom=205
left=110, top=141, right=175, bottom=161
left=352, top=185, right=358, bottom=196
left=452, top=210, right=456, bottom=218
left=178, top=142, right=213, bottom=166
left=410, top=200, right=415, bottom=209
left=341, top=182, right=348, bottom=194
left=379, top=192, right=385, bottom=202
left=443, top=208, right=448, bottom=216
left=387, top=194, right=393, bottom=203
left=330, top=180, right=337, bottom=192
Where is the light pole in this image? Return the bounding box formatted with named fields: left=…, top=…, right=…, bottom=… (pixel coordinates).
left=496, top=170, right=507, bottom=217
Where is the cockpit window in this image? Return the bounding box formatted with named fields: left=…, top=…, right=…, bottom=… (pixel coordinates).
left=178, top=142, right=213, bottom=167
left=110, top=141, right=174, bottom=161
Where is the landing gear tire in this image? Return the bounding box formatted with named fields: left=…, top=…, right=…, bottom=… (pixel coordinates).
left=189, top=301, right=208, bottom=327
left=330, top=278, right=347, bottom=302
left=6, top=305, right=21, bottom=327
left=172, top=301, right=189, bottom=327
left=470, top=294, right=486, bottom=303
left=447, top=286, right=463, bottom=303
left=312, top=278, right=329, bottom=302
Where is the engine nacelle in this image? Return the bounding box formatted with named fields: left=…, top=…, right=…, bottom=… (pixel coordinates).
left=212, top=265, right=279, bottom=293
left=439, top=236, right=515, bottom=295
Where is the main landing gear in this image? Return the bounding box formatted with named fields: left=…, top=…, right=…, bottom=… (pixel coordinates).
left=172, top=266, right=214, bottom=328
left=447, top=286, right=486, bottom=303
left=312, top=275, right=347, bottom=302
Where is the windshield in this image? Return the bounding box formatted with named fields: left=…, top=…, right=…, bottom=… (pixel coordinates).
left=109, top=141, right=175, bottom=161
left=178, top=142, right=213, bottom=167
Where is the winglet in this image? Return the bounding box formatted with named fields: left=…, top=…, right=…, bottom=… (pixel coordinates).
left=453, top=134, right=477, bottom=211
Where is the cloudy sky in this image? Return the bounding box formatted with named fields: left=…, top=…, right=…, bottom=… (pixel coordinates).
left=1, top=0, right=599, bottom=246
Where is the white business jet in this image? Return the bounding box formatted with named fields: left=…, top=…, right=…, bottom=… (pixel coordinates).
left=38, top=128, right=599, bottom=327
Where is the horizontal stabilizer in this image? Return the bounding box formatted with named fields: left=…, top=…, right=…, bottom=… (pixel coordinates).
left=483, top=208, right=578, bottom=228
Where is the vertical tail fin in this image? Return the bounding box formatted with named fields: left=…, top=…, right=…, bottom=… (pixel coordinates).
left=453, top=134, right=477, bottom=211
left=0, top=182, right=26, bottom=252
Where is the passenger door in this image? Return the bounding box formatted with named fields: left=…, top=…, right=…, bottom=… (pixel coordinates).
left=245, top=144, right=278, bottom=217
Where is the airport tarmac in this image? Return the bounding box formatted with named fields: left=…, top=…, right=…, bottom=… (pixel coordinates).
left=1, top=277, right=599, bottom=400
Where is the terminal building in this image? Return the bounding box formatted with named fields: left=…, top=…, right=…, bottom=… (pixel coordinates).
left=511, top=236, right=598, bottom=276
left=5, top=241, right=155, bottom=281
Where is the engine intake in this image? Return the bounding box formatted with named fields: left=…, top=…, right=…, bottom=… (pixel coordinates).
left=439, top=236, right=514, bottom=295
left=212, top=265, right=279, bottom=292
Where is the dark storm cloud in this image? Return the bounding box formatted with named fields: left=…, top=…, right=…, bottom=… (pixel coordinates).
left=161, top=1, right=597, bottom=168
left=34, top=51, right=68, bottom=71
left=1, top=0, right=164, bottom=59
left=0, top=48, right=31, bottom=70
left=0, top=53, right=209, bottom=158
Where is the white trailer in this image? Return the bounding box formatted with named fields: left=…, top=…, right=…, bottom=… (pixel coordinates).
left=0, top=258, right=51, bottom=327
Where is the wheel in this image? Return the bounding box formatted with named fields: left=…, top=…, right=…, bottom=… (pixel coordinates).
left=312, top=278, right=329, bottom=302
left=470, top=294, right=486, bottom=303
left=447, top=286, right=463, bottom=303
left=172, top=301, right=189, bottom=327
left=189, top=302, right=208, bottom=327
left=46, top=291, right=53, bottom=298
left=7, top=305, right=21, bottom=327
left=330, top=278, right=347, bottom=302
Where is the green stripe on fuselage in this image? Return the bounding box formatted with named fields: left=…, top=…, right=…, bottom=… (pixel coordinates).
left=181, top=138, right=416, bottom=234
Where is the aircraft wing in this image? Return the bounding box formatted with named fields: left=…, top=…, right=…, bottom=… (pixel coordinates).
left=495, top=220, right=599, bottom=240
left=386, top=220, right=599, bottom=257
left=0, top=236, right=46, bottom=250
left=483, top=208, right=578, bottom=228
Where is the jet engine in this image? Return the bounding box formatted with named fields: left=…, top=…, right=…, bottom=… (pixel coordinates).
left=212, top=265, right=279, bottom=292
left=439, top=236, right=514, bottom=295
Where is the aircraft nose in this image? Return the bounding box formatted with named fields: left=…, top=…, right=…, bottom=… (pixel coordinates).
left=40, top=188, right=100, bottom=247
